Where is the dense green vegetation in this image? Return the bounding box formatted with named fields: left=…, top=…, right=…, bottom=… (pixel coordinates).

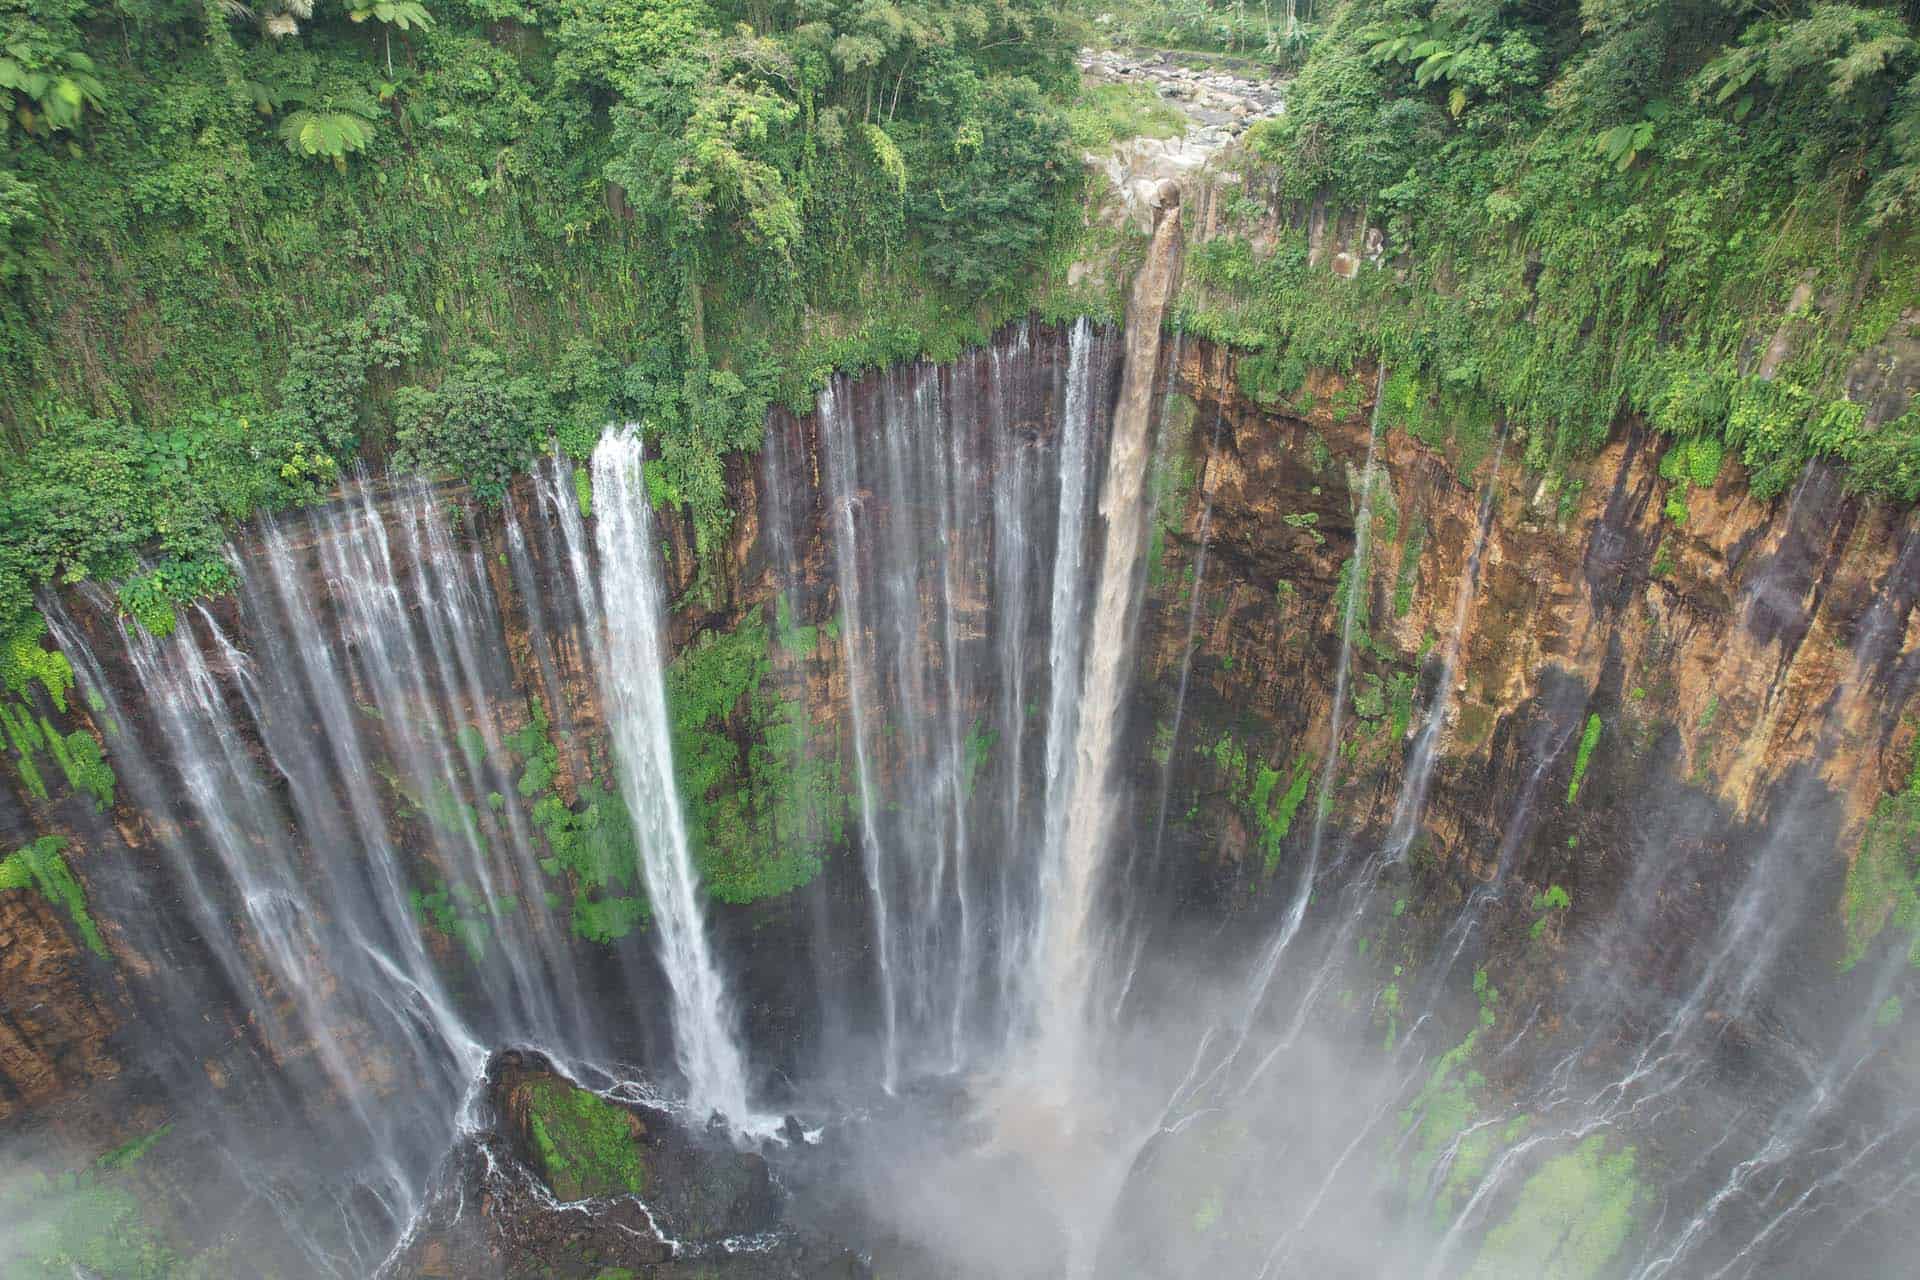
left=1183, top=0, right=1920, bottom=510
left=0, top=833, right=106, bottom=955
left=1075, top=0, right=1318, bottom=62
left=666, top=604, right=842, bottom=902
left=0, top=1123, right=178, bottom=1279
left=0, top=0, right=1092, bottom=652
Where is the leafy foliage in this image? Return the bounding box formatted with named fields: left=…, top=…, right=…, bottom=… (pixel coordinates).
left=0, top=0, right=1084, bottom=640
left=0, top=834, right=106, bottom=956
left=278, top=96, right=379, bottom=166
left=394, top=348, right=550, bottom=500
left=1185, top=0, right=1920, bottom=504
left=506, top=698, right=652, bottom=943
left=666, top=609, right=840, bottom=903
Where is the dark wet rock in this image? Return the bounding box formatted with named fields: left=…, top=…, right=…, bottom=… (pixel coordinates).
left=385, top=1050, right=864, bottom=1279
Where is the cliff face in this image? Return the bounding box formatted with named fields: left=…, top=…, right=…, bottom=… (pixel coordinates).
left=0, top=322, right=1913, bottom=1268
left=1128, top=351, right=1916, bottom=1012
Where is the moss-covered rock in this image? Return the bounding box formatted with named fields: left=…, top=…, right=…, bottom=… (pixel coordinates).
left=522, top=1076, right=648, bottom=1203
left=1464, top=1135, right=1644, bottom=1280
left=494, top=1051, right=778, bottom=1239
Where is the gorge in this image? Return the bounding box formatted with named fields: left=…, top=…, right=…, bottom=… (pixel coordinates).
left=2, top=2, right=1920, bottom=1278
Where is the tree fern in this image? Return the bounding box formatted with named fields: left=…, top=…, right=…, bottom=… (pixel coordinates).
left=279, top=95, right=379, bottom=168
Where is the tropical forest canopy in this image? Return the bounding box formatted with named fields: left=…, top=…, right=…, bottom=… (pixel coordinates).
left=1185, top=0, right=1920, bottom=506
left=2, top=0, right=1919, bottom=664
left=0, top=0, right=1086, bottom=650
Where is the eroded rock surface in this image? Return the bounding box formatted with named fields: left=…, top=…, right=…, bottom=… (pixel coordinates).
left=389, top=1050, right=863, bottom=1279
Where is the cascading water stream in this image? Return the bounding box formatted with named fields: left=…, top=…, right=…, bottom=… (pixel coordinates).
left=1032, top=189, right=1185, bottom=1077
left=1249, top=440, right=1509, bottom=1080
left=807, top=317, right=1121, bottom=1086
left=586, top=426, right=756, bottom=1128
left=36, top=476, right=589, bottom=1275
left=819, top=375, right=905, bottom=1091
left=1242, top=444, right=1510, bottom=1275
left=988, top=323, right=1050, bottom=1053
left=1193, top=364, right=1389, bottom=1098
left=1032, top=316, right=1100, bottom=1040
left=1420, top=519, right=1920, bottom=1280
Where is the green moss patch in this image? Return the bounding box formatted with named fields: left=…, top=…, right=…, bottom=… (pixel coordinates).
left=524, top=1078, right=647, bottom=1203
left=1464, top=1135, right=1644, bottom=1280
left=1568, top=714, right=1603, bottom=804
left=1840, top=739, right=1920, bottom=969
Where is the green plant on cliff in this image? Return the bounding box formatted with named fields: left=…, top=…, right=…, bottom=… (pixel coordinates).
left=505, top=701, right=653, bottom=944
left=1147, top=398, right=1197, bottom=586
left=409, top=878, right=514, bottom=963
left=1568, top=713, right=1603, bottom=804
left=0, top=1170, right=175, bottom=1280
left=40, top=715, right=112, bottom=811
left=1204, top=735, right=1317, bottom=874
left=666, top=611, right=840, bottom=902
left=523, top=1077, right=647, bottom=1202
left=1463, top=1135, right=1644, bottom=1280
left=1529, top=884, right=1572, bottom=941
left=0, top=834, right=106, bottom=957
left=1, top=617, right=73, bottom=710
left=1840, top=733, right=1920, bottom=969
left=1400, top=1026, right=1489, bottom=1220
left=0, top=698, right=49, bottom=797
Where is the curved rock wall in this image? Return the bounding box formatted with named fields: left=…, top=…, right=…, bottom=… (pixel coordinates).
left=0, top=322, right=1913, bottom=1272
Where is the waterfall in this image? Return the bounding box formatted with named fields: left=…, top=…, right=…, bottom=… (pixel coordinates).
left=1034, top=187, right=1186, bottom=1074
left=988, top=324, right=1052, bottom=1053
left=819, top=375, right=905, bottom=1090
left=1252, top=441, right=1509, bottom=1072
left=38, top=474, right=596, bottom=1275
left=585, top=427, right=755, bottom=1128
left=18, top=274, right=1915, bottom=1280
left=1035, top=315, right=1100, bottom=1034
left=1382, top=441, right=1503, bottom=865
left=806, top=320, right=1120, bottom=1085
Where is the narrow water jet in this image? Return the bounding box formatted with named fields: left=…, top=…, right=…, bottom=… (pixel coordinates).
left=588, top=427, right=755, bottom=1128
left=1224, top=363, right=1390, bottom=1058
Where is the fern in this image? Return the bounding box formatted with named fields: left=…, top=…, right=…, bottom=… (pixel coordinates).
left=280, top=97, right=379, bottom=168
left=349, top=1, right=433, bottom=30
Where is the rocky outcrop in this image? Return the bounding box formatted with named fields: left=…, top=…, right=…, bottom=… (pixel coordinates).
left=1076, top=48, right=1281, bottom=235
left=390, top=1049, right=862, bottom=1279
